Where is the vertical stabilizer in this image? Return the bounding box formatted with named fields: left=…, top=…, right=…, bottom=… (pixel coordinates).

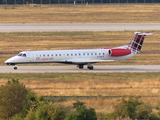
left=128, top=32, right=153, bottom=53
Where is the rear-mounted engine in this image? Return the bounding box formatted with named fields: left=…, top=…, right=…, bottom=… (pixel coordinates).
left=109, top=49, right=131, bottom=57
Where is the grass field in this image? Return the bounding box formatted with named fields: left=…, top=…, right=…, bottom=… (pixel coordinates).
left=1, top=72, right=160, bottom=113
left=1, top=31, right=160, bottom=65
left=0, top=4, right=160, bottom=23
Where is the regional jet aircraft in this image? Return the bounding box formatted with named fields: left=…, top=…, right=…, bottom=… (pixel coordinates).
left=5, top=32, right=153, bottom=70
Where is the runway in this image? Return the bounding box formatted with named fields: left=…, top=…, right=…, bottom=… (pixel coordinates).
left=0, top=23, right=160, bottom=32
left=0, top=65, right=160, bottom=73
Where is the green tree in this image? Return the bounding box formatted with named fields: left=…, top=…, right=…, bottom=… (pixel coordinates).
left=11, top=91, right=49, bottom=120
left=65, top=101, right=97, bottom=120
left=0, top=79, right=28, bottom=120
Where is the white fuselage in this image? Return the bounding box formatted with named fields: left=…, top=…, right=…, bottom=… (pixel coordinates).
left=5, top=48, right=135, bottom=65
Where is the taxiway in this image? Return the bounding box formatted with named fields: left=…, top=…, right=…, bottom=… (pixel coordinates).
left=0, top=65, right=160, bottom=73
left=0, top=23, right=160, bottom=32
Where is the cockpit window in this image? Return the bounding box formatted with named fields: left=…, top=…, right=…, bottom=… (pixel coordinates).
left=17, top=53, right=26, bottom=57
left=22, top=54, right=26, bottom=57
left=18, top=53, right=22, bottom=56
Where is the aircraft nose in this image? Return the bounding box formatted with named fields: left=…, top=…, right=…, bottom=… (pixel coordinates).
left=5, top=58, right=13, bottom=65
left=5, top=58, right=10, bottom=63
left=4, top=57, right=18, bottom=65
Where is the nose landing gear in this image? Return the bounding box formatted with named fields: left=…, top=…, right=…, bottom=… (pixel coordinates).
left=14, top=65, right=17, bottom=70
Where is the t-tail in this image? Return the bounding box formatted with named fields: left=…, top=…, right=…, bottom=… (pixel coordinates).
left=127, top=32, right=153, bottom=54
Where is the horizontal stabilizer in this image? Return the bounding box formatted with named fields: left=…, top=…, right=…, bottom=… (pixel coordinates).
left=134, top=32, right=153, bottom=36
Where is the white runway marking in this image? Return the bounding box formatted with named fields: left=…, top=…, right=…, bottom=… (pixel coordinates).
left=0, top=65, right=160, bottom=73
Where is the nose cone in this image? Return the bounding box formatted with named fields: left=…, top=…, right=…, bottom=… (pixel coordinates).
left=5, top=56, right=21, bottom=65
left=5, top=59, right=10, bottom=64
left=5, top=57, right=15, bottom=65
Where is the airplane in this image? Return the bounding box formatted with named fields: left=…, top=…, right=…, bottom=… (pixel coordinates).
left=5, top=32, right=153, bottom=70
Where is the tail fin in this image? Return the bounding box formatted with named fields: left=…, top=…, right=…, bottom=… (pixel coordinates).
left=128, top=32, right=153, bottom=53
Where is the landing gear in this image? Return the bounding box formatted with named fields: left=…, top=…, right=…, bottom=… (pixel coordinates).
left=87, top=64, right=94, bottom=70
left=78, top=64, right=84, bottom=69
left=14, top=65, right=18, bottom=70
left=87, top=66, right=94, bottom=70
left=77, top=64, right=94, bottom=70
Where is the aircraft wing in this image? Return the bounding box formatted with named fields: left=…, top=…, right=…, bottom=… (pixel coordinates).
left=68, top=59, right=115, bottom=64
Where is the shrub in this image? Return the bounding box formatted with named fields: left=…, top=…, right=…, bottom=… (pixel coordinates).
left=135, top=103, right=152, bottom=119
left=25, top=103, right=66, bottom=120
left=65, top=101, right=97, bottom=120
left=73, top=100, right=85, bottom=108
left=107, top=96, right=154, bottom=120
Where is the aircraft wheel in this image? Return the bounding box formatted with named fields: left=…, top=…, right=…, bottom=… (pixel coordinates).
left=78, top=65, right=84, bottom=69
left=14, top=67, right=17, bottom=70
left=88, top=66, right=94, bottom=70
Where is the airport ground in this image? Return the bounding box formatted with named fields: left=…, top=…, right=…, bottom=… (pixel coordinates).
left=0, top=4, right=160, bottom=116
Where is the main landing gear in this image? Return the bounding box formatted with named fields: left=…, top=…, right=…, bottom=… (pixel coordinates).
left=78, top=64, right=84, bottom=69
left=87, top=65, right=94, bottom=70
left=87, top=63, right=94, bottom=70
left=77, top=64, right=94, bottom=70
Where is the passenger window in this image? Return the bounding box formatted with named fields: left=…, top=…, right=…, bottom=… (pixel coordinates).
left=48, top=54, right=49, bottom=57
left=43, top=55, right=45, bottom=57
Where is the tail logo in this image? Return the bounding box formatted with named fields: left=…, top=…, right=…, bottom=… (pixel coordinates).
left=128, top=32, right=153, bottom=53
left=129, top=35, right=144, bottom=52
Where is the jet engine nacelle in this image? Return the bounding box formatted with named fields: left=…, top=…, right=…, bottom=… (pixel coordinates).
left=109, top=48, right=131, bottom=57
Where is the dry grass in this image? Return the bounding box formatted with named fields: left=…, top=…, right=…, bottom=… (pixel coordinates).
left=1, top=31, right=160, bottom=65
left=0, top=72, right=160, bottom=97
left=0, top=4, right=160, bottom=23
left=23, top=75, right=160, bottom=97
